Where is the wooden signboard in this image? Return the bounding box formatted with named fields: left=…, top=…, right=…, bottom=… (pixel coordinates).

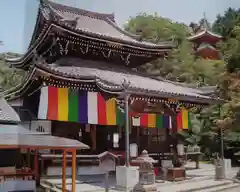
left=100, top=158, right=116, bottom=172
left=99, top=152, right=117, bottom=172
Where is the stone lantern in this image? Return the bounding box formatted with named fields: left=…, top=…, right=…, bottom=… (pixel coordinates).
left=133, top=150, right=158, bottom=192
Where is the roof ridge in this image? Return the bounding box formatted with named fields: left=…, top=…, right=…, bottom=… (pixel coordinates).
left=40, top=57, right=215, bottom=94
left=105, top=18, right=141, bottom=41
left=36, top=64, right=216, bottom=103
left=157, top=77, right=216, bottom=89
left=45, top=0, right=115, bottom=22
left=188, top=29, right=223, bottom=40
left=105, top=18, right=175, bottom=46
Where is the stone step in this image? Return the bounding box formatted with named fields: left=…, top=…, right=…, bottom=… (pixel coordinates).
left=157, top=179, right=233, bottom=192
left=178, top=181, right=232, bottom=192
left=186, top=169, right=215, bottom=176
left=155, top=176, right=212, bottom=187
left=187, top=169, right=238, bottom=179
left=199, top=183, right=240, bottom=192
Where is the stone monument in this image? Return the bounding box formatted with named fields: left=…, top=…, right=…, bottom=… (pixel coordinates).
left=133, top=150, right=158, bottom=192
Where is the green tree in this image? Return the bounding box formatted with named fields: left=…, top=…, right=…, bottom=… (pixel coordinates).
left=124, top=13, right=190, bottom=44
left=125, top=13, right=224, bottom=86
left=213, top=9, right=240, bottom=167
left=217, top=25, right=240, bottom=131
left=178, top=107, right=221, bottom=159
left=0, top=53, right=26, bottom=91
left=212, top=8, right=240, bottom=37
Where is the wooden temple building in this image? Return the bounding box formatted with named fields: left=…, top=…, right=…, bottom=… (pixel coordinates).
left=188, top=16, right=223, bottom=60
left=4, top=0, right=218, bottom=177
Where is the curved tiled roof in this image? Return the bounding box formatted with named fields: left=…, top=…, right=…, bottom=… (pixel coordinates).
left=44, top=0, right=174, bottom=49
left=35, top=59, right=218, bottom=104
left=3, top=56, right=218, bottom=104
left=5, top=0, right=174, bottom=68
left=188, top=29, right=222, bottom=41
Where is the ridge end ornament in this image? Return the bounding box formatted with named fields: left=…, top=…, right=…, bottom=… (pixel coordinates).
left=121, top=79, right=131, bottom=91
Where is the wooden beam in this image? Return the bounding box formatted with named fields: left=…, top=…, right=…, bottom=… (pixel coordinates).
left=72, top=149, right=77, bottom=192
left=62, top=150, right=67, bottom=192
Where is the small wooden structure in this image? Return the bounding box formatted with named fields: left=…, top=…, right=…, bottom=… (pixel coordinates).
left=166, top=167, right=186, bottom=181
left=0, top=132, right=89, bottom=192
left=0, top=97, right=89, bottom=192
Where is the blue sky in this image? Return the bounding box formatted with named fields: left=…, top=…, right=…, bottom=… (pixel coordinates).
left=0, top=0, right=239, bottom=54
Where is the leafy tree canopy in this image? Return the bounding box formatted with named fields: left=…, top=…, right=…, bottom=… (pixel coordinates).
left=124, top=13, right=224, bottom=86
left=124, top=13, right=190, bottom=44
left=0, top=52, right=25, bottom=91
left=213, top=8, right=240, bottom=37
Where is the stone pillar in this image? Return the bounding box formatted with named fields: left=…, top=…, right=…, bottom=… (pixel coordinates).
left=133, top=150, right=157, bottom=192
left=236, top=168, right=240, bottom=180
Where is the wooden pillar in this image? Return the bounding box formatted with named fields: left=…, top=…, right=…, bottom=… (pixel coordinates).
left=40, top=158, right=45, bottom=177
left=27, top=148, right=31, bottom=168
left=62, top=150, right=67, bottom=192
left=72, top=149, right=77, bottom=192
left=137, top=126, right=140, bottom=154
left=90, top=125, right=96, bottom=151
left=34, top=149, right=38, bottom=181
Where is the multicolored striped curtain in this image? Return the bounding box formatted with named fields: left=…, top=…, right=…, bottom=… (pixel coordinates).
left=131, top=113, right=172, bottom=129
left=176, top=107, right=191, bottom=130
left=38, top=86, right=123, bottom=126
left=38, top=86, right=186, bottom=129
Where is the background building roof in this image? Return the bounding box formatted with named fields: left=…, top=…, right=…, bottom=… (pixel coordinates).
left=0, top=98, right=21, bottom=124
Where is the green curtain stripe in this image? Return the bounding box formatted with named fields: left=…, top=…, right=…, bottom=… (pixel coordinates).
left=116, top=107, right=124, bottom=126
left=156, top=115, right=163, bottom=128
left=68, top=90, right=79, bottom=122
left=188, top=112, right=192, bottom=129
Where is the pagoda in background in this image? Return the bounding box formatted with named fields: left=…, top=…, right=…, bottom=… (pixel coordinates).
left=188, top=13, right=222, bottom=60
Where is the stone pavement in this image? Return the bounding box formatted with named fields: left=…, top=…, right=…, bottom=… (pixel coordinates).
left=40, top=162, right=240, bottom=192
left=155, top=162, right=240, bottom=192
left=224, top=186, right=240, bottom=192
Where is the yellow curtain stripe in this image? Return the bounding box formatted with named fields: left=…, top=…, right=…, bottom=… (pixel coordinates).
left=58, top=88, right=69, bottom=121
left=106, top=98, right=117, bottom=125
left=148, top=114, right=156, bottom=128
left=182, top=108, right=189, bottom=129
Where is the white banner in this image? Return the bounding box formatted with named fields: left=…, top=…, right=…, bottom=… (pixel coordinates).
left=30, top=120, right=51, bottom=134
left=30, top=120, right=52, bottom=154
